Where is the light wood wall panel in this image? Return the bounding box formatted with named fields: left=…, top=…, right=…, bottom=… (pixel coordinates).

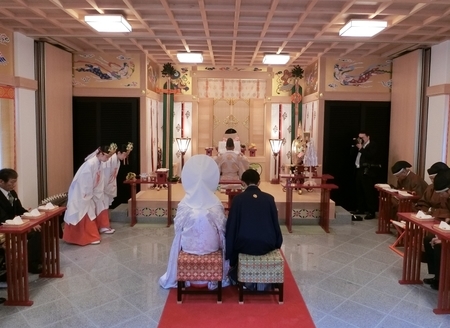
left=389, top=50, right=422, bottom=184
left=197, top=98, right=214, bottom=153
left=44, top=43, right=73, bottom=195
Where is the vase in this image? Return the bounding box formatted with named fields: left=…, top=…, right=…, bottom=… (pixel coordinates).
left=249, top=149, right=257, bottom=157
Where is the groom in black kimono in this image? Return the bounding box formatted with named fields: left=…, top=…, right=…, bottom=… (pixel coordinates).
left=225, top=169, right=283, bottom=283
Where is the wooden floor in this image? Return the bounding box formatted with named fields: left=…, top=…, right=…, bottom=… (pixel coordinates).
left=129, top=181, right=335, bottom=222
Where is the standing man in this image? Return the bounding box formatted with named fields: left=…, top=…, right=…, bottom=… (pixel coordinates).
left=0, top=168, right=42, bottom=273
left=225, top=169, right=283, bottom=284
left=354, top=131, right=379, bottom=220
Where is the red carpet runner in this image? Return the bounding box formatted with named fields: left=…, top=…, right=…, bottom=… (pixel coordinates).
left=158, top=260, right=315, bottom=328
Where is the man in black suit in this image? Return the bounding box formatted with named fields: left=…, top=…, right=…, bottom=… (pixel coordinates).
left=0, top=168, right=42, bottom=274
left=225, top=169, right=283, bottom=284
left=354, top=131, right=379, bottom=220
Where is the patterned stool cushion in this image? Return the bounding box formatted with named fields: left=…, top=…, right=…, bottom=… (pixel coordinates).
left=177, top=250, right=223, bottom=281
left=238, top=249, right=284, bottom=283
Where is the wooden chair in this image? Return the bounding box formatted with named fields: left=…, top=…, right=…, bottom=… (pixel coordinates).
left=389, top=220, right=406, bottom=256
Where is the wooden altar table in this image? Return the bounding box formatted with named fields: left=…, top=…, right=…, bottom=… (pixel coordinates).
left=397, top=212, right=450, bottom=314
left=0, top=207, right=65, bottom=306
left=375, top=185, right=419, bottom=234
left=219, top=179, right=243, bottom=212
left=282, top=183, right=338, bottom=233
left=124, top=179, right=172, bottom=227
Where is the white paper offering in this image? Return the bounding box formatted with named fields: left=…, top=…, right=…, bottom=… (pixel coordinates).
left=5, top=216, right=24, bottom=225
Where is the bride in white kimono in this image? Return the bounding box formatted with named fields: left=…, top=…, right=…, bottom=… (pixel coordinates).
left=159, top=155, right=230, bottom=289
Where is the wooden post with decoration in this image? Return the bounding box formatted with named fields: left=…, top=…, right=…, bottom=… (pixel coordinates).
left=160, top=63, right=179, bottom=178
left=290, top=65, right=304, bottom=142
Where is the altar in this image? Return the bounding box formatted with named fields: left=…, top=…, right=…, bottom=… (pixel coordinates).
left=127, top=181, right=335, bottom=225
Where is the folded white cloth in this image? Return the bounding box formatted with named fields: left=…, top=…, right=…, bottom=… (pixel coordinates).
left=438, top=221, right=450, bottom=230
left=5, top=216, right=24, bottom=225
left=23, top=209, right=42, bottom=217
left=376, top=183, right=391, bottom=189
left=415, top=210, right=433, bottom=219
left=38, top=202, right=56, bottom=210
left=398, top=191, right=413, bottom=197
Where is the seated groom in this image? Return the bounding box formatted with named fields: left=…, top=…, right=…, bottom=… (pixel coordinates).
left=225, top=169, right=283, bottom=285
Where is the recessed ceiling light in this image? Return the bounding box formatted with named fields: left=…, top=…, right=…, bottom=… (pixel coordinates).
left=339, top=19, right=387, bottom=37
left=177, top=52, right=203, bottom=63
left=84, top=15, right=132, bottom=33
left=263, top=54, right=290, bottom=65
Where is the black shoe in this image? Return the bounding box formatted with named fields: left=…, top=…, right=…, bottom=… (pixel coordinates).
left=0, top=297, right=5, bottom=304
left=352, top=215, right=363, bottom=221
left=28, top=263, right=42, bottom=274
left=364, top=213, right=376, bottom=220
left=431, top=281, right=439, bottom=290
left=423, top=277, right=436, bottom=285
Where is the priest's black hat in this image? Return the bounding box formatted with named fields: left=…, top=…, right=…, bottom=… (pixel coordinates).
left=226, top=138, right=234, bottom=148
left=433, top=169, right=450, bottom=192
left=427, top=162, right=449, bottom=176
left=391, top=160, right=412, bottom=175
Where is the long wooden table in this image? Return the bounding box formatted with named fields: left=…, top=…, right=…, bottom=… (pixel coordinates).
left=398, top=212, right=450, bottom=314
left=283, top=183, right=338, bottom=233
left=375, top=186, right=419, bottom=234
left=0, top=207, right=65, bottom=306
left=124, top=179, right=173, bottom=227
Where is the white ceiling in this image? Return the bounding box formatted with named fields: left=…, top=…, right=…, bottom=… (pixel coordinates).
left=2, top=0, right=450, bottom=68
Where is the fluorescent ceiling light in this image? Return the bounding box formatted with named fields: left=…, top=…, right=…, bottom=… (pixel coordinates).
left=339, top=19, right=387, bottom=37
left=85, top=15, right=132, bottom=33
left=177, top=52, right=203, bottom=63
left=263, top=54, right=290, bottom=65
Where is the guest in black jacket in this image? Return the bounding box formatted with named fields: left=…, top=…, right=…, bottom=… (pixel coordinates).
left=225, top=169, right=283, bottom=283
left=0, top=168, right=42, bottom=273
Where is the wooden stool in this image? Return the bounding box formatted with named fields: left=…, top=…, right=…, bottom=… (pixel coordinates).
left=237, top=249, right=284, bottom=304
left=177, top=250, right=223, bottom=304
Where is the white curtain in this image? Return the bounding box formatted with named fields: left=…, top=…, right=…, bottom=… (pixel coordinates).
left=198, top=78, right=266, bottom=99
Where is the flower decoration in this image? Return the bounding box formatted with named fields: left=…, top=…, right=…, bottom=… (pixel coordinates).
left=241, top=144, right=246, bottom=148
left=291, top=65, right=304, bottom=79
left=248, top=143, right=256, bottom=150
left=108, top=143, right=118, bottom=155
left=126, top=172, right=136, bottom=180
left=126, top=142, right=134, bottom=153
left=161, top=63, right=176, bottom=78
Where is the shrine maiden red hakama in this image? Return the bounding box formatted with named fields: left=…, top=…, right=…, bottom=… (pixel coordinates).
left=63, top=155, right=104, bottom=245
left=95, top=153, right=121, bottom=232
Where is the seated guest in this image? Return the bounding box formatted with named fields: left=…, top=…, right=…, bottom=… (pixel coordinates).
left=416, top=162, right=449, bottom=218
left=391, top=160, right=428, bottom=197
left=225, top=169, right=283, bottom=285
left=215, top=138, right=249, bottom=181
left=0, top=168, right=42, bottom=273
left=422, top=169, right=450, bottom=290
left=159, top=155, right=229, bottom=289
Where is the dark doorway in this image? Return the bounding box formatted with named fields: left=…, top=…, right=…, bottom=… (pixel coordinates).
left=72, top=97, right=140, bottom=207
left=323, top=101, right=390, bottom=212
